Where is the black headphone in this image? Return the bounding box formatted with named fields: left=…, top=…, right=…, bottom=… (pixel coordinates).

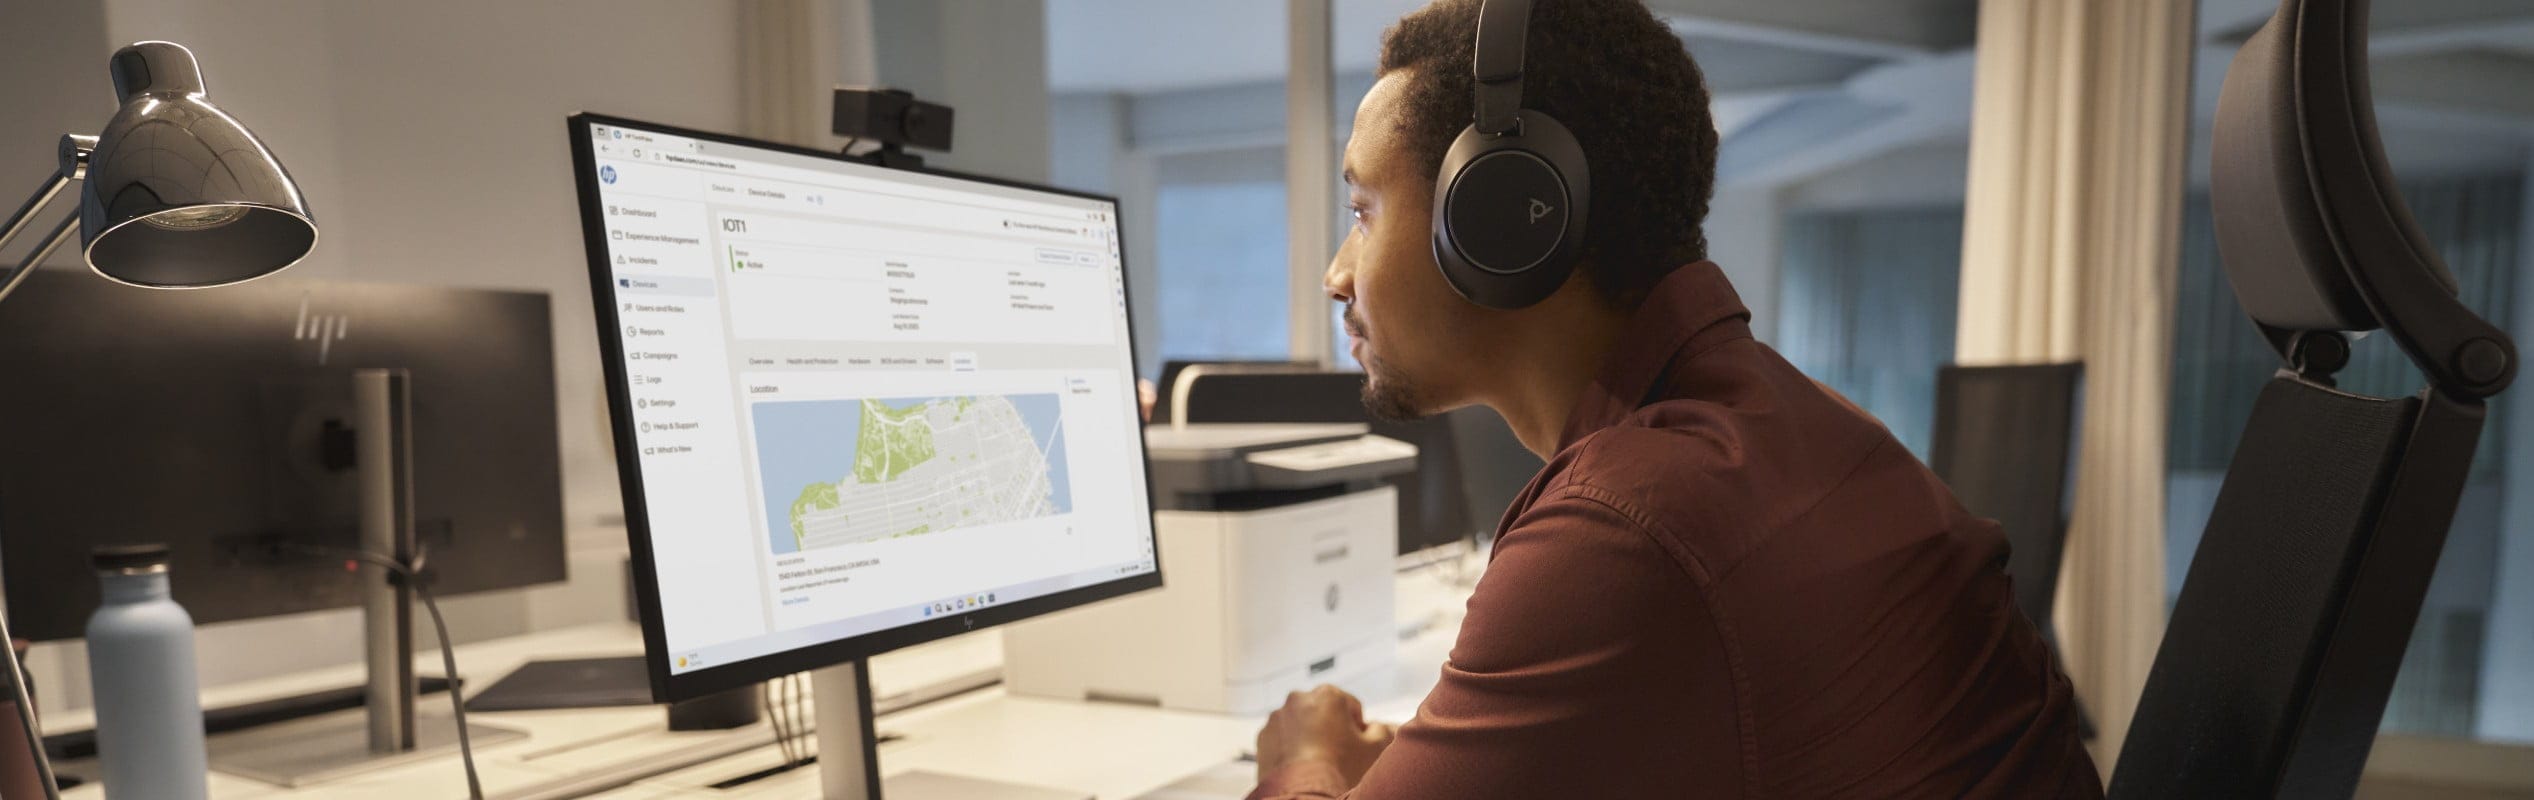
left=1430, top=0, right=1590, bottom=310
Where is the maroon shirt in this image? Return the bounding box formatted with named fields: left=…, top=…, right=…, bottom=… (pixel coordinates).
left=1255, top=262, right=2099, bottom=798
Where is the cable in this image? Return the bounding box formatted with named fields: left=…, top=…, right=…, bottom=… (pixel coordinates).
left=758, top=682, right=777, bottom=762
left=785, top=673, right=805, bottom=764
left=416, top=579, right=483, bottom=800
left=291, top=545, right=483, bottom=800
left=763, top=679, right=794, bottom=764
left=786, top=673, right=806, bottom=766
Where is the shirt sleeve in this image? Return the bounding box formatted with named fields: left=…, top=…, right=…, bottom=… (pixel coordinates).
left=1249, top=484, right=1745, bottom=800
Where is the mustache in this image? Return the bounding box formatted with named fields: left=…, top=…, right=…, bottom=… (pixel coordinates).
left=1342, top=306, right=1366, bottom=338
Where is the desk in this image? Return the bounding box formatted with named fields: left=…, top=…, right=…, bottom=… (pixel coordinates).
left=53, top=549, right=1482, bottom=799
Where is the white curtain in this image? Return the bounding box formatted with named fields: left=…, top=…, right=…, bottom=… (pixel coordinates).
left=1957, top=0, right=2196, bottom=772
left=740, top=0, right=880, bottom=149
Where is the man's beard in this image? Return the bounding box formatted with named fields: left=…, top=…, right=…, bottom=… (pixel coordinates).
left=1344, top=304, right=1431, bottom=421
left=1359, top=352, right=1430, bottom=422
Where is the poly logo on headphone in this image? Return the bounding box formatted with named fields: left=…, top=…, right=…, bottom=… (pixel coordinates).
left=1528, top=198, right=1554, bottom=224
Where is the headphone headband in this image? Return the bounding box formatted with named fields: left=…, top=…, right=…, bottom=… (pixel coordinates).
left=1431, top=0, right=1587, bottom=310
left=1471, top=0, right=1533, bottom=135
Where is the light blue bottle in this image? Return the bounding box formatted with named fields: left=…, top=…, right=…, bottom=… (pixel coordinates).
left=84, top=544, right=209, bottom=800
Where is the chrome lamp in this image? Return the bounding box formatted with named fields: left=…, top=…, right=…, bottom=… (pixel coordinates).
left=0, top=40, right=316, bottom=800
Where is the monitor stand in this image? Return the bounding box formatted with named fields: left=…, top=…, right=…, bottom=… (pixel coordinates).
left=813, top=660, right=1085, bottom=800
left=207, top=370, right=521, bottom=786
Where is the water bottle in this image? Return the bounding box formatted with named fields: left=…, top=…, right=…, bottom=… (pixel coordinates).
left=85, top=544, right=209, bottom=800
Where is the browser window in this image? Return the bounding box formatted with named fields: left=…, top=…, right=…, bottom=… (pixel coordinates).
left=586, top=121, right=1155, bottom=675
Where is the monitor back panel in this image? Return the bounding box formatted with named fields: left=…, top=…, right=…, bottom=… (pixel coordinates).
left=0, top=270, right=567, bottom=641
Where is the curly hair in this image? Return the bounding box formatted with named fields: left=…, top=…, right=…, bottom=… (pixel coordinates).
left=1379, top=0, right=1718, bottom=306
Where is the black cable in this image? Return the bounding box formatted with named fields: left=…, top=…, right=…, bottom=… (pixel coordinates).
left=758, top=682, right=776, bottom=762
left=780, top=673, right=800, bottom=764
left=415, top=579, right=483, bottom=800
left=290, top=545, right=483, bottom=800
left=786, top=673, right=804, bottom=765
left=763, top=679, right=793, bottom=764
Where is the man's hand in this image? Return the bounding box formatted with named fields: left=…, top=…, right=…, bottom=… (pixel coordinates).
left=1256, top=685, right=1396, bottom=788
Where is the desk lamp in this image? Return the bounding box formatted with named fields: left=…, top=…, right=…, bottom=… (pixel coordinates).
left=0, top=40, right=316, bottom=799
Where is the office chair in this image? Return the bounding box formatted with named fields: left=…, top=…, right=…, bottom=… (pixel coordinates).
left=2106, top=0, right=2516, bottom=797
left=1929, top=363, right=2092, bottom=740
left=1927, top=363, right=2082, bottom=642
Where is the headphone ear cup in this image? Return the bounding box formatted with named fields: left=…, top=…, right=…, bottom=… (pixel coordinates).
left=1429, top=110, right=1590, bottom=310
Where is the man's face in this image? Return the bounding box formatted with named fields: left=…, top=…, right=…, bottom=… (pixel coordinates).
left=1329, top=73, right=1491, bottom=420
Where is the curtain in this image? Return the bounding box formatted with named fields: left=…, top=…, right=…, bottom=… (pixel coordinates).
left=1957, top=0, right=2196, bottom=771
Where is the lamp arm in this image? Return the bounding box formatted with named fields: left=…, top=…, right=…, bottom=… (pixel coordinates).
left=0, top=216, right=80, bottom=308
left=0, top=172, right=71, bottom=255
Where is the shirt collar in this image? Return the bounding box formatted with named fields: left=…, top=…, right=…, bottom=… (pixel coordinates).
left=1556, top=261, right=1752, bottom=451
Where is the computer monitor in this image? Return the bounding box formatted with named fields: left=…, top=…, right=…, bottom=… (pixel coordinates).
left=0, top=271, right=566, bottom=642
left=568, top=115, right=1161, bottom=705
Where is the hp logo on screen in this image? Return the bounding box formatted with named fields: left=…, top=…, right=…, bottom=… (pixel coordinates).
left=600, top=165, right=617, bottom=184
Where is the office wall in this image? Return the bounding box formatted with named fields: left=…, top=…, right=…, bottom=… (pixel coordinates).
left=7, top=0, right=750, bottom=711
left=1703, top=188, right=1781, bottom=343
left=0, top=2, right=112, bottom=273
left=1780, top=140, right=1972, bottom=211
left=872, top=0, right=1052, bottom=183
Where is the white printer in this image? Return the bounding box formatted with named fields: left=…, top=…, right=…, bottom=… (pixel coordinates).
left=1002, top=423, right=1416, bottom=714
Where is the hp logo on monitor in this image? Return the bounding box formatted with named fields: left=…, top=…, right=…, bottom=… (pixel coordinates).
left=600, top=165, right=618, bottom=185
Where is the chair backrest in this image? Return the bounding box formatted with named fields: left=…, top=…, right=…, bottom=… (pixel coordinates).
left=2108, top=0, right=2515, bottom=796
left=1445, top=405, right=1544, bottom=538
left=1927, top=362, right=2082, bottom=638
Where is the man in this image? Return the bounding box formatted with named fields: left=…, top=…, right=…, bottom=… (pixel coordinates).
left=1248, top=1, right=2100, bottom=797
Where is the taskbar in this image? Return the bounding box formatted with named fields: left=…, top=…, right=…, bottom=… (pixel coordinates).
left=666, top=557, right=1158, bottom=675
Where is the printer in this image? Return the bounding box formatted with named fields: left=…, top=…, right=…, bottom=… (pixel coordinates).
left=1003, top=423, right=1416, bottom=714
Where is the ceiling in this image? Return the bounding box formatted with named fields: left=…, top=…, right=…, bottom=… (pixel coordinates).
left=1044, top=0, right=1943, bottom=95
left=1046, top=0, right=2534, bottom=190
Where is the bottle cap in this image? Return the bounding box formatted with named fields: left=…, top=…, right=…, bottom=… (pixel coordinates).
left=92, top=543, right=171, bottom=572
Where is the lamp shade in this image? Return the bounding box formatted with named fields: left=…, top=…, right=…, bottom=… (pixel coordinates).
left=76, top=41, right=315, bottom=288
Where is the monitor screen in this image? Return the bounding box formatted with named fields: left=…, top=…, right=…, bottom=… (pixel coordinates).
left=569, top=115, right=1160, bottom=700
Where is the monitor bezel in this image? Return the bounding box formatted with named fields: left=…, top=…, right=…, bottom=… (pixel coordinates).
left=567, top=112, right=1165, bottom=703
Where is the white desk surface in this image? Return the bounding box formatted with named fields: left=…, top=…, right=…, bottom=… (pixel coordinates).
left=54, top=550, right=1483, bottom=799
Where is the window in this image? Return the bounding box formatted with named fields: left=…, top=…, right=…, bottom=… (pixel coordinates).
left=1774, top=204, right=1963, bottom=456
left=1326, top=0, right=1980, bottom=420
left=1046, top=1, right=1293, bottom=378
